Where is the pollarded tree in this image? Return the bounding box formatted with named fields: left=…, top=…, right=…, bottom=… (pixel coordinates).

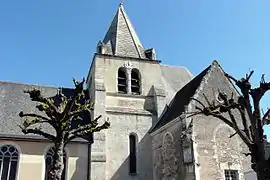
left=188, top=71, right=270, bottom=180
left=18, top=78, right=110, bottom=180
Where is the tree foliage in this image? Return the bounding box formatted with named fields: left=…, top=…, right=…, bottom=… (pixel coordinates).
left=188, top=71, right=270, bottom=180
left=18, top=78, right=110, bottom=180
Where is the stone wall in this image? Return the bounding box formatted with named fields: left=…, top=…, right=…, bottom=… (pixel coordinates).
left=87, top=54, right=193, bottom=180
left=106, top=113, right=153, bottom=180
left=188, top=62, right=252, bottom=180
left=0, top=140, right=89, bottom=180
left=151, top=118, right=194, bottom=180
left=88, top=55, right=161, bottom=180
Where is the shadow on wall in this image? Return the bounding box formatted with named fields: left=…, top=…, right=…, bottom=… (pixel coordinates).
left=110, top=87, right=156, bottom=180
left=109, top=134, right=153, bottom=180
left=70, top=156, right=88, bottom=180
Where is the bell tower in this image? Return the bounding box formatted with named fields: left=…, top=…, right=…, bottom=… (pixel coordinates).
left=86, top=3, right=165, bottom=180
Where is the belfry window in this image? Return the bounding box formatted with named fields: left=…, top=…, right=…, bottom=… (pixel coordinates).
left=131, top=69, right=141, bottom=95
left=118, top=67, right=127, bottom=93
left=0, top=145, right=19, bottom=180
left=129, top=134, right=137, bottom=175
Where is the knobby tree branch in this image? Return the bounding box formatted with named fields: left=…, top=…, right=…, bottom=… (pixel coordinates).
left=19, top=125, right=56, bottom=141
left=187, top=70, right=270, bottom=174
left=19, top=78, right=110, bottom=180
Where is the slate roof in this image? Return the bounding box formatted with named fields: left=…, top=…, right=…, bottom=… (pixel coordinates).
left=150, top=64, right=212, bottom=132
left=0, top=81, right=93, bottom=143
left=160, top=65, right=193, bottom=92
left=102, top=3, right=146, bottom=58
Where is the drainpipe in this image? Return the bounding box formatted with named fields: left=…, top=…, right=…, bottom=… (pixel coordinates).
left=87, top=134, right=94, bottom=180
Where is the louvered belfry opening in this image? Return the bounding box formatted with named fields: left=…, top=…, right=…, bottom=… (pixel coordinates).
left=118, top=67, right=127, bottom=93
left=131, top=69, right=140, bottom=95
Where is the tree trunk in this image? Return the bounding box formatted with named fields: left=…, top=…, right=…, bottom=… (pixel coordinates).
left=255, top=160, right=270, bottom=180
left=49, top=141, right=65, bottom=180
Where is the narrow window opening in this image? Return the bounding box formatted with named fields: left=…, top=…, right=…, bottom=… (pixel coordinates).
left=0, top=145, right=19, bottom=180
left=45, top=147, right=67, bottom=180
left=224, top=170, right=238, bottom=180
left=118, top=68, right=127, bottom=93
left=131, top=69, right=141, bottom=95
left=129, top=134, right=137, bottom=175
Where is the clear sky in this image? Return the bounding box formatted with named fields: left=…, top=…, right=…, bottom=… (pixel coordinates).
left=1, top=0, right=270, bottom=137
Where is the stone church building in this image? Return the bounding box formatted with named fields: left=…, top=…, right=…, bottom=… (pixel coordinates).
left=0, top=3, right=253, bottom=180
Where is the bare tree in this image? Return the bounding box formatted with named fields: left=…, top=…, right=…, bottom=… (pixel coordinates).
left=18, top=78, right=110, bottom=180
left=188, top=71, right=270, bottom=180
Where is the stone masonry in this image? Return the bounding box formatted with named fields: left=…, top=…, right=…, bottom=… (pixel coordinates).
left=86, top=3, right=252, bottom=180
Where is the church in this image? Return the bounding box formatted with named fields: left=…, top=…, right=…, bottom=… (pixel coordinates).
left=0, top=3, right=253, bottom=180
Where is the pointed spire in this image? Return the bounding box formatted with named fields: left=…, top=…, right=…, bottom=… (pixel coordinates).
left=102, top=4, right=145, bottom=58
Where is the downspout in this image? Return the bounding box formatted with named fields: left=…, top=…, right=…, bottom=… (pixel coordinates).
left=87, top=134, right=94, bottom=180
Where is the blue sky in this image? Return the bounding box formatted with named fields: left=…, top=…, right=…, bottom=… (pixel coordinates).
left=1, top=0, right=270, bottom=137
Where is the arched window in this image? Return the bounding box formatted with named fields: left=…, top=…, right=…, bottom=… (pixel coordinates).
left=0, top=144, right=19, bottom=180
left=131, top=69, right=141, bottom=95
left=129, top=134, right=137, bottom=175
left=118, top=67, right=127, bottom=93
left=45, top=147, right=67, bottom=180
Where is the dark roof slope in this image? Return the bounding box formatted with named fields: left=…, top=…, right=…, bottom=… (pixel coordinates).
left=0, top=81, right=92, bottom=143
left=150, top=65, right=211, bottom=133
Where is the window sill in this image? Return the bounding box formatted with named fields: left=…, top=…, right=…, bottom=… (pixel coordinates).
left=107, top=92, right=150, bottom=98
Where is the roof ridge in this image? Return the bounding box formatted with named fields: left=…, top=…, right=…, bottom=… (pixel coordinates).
left=186, top=64, right=213, bottom=107
left=119, top=5, right=142, bottom=58
left=101, top=3, right=145, bottom=58
left=212, top=59, right=241, bottom=95
left=150, top=64, right=212, bottom=133
left=0, top=80, right=71, bottom=89
left=160, top=64, right=194, bottom=77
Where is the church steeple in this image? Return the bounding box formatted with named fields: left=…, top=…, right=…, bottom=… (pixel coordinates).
left=100, top=4, right=147, bottom=59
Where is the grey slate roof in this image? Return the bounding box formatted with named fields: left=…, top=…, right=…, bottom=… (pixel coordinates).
left=0, top=81, right=92, bottom=143
left=102, top=4, right=146, bottom=58
left=160, top=65, right=194, bottom=92
left=150, top=64, right=212, bottom=132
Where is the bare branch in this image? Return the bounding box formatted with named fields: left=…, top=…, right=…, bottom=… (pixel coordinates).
left=19, top=111, right=50, bottom=121
left=24, top=89, right=59, bottom=117
left=188, top=94, right=252, bottom=147
left=190, top=98, right=206, bottom=108
left=67, top=101, right=93, bottom=120
left=68, top=115, right=102, bottom=135
left=186, top=111, right=203, bottom=119
left=229, top=132, right=237, bottom=138
left=246, top=70, right=254, bottom=81
left=224, top=73, right=238, bottom=84
left=67, top=117, right=110, bottom=142
left=263, top=108, right=270, bottom=125
left=19, top=125, right=56, bottom=141
left=61, top=78, right=85, bottom=121
left=237, top=106, right=251, bottom=140
left=19, top=111, right=57, bottom=129
left=203, top=93, right=212, bottom=107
